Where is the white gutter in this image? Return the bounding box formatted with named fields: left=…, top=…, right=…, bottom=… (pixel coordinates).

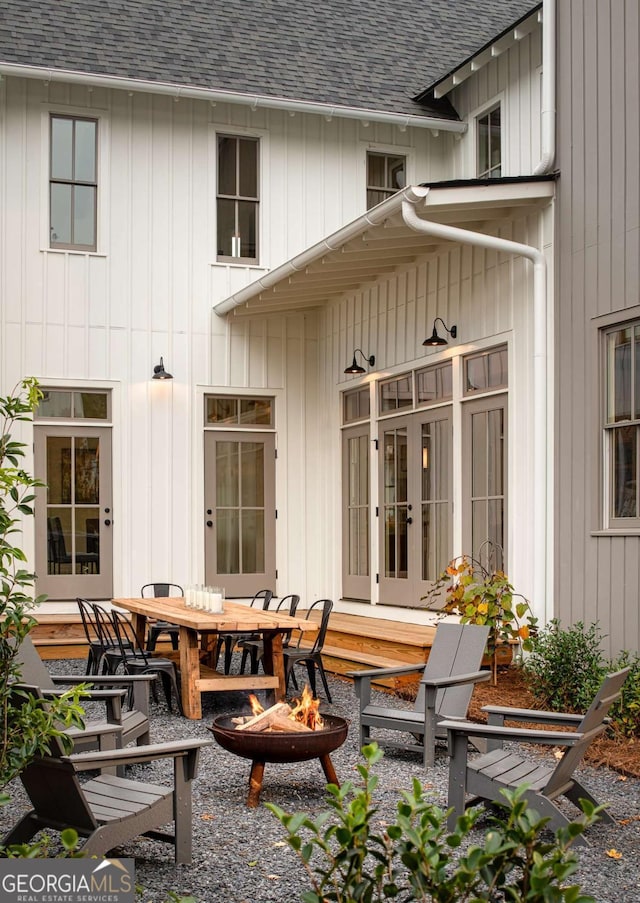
left=213, top=185, right=428, bottom=316
left=402, top=187, right=550, bottom=623
left=533, top=0, right=556, bottom=174
left=0, top=62, right=467, bottom=134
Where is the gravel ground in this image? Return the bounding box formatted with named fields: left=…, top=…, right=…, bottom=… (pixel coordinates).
left=2, top=657, right=639, bottom=903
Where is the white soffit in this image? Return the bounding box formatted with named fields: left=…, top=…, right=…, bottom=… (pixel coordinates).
left=214, top=179, right=555, bottom=318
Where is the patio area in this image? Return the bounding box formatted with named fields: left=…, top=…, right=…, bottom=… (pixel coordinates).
left=2, top=655, right=639, bottom=903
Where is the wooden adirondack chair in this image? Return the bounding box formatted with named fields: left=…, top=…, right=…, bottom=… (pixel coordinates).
left=4, top=686, right=212, bottom=863
left=349, top=622, right=491, bottom=767
left=441, top=666, right=631, bottom=843
left=15, top=634, right=153, bottom=750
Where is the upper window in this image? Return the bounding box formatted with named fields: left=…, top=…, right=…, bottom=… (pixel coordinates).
left=217, top=135, right=259, bottom=263
left=205, top=395, right=273, bottom=428
left=464, top=346, right=508, bottom=395
left=35, top=389, right=110, bottom=420
left=49, top=115, right=97, bottom=251
left=476, top=105, right=501, bottom=178
left=366, top=152, right=406, bottom=209
left=604, top=323, right=640, bottom=524
left=343, top=387, right=370, bottom=424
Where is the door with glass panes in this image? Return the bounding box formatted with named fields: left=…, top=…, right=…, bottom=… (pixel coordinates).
left=34, top=425, right=113, bottom=600
left=378, top=409, right=452, bottom=606
left=204, top=430, right=276, bottom=595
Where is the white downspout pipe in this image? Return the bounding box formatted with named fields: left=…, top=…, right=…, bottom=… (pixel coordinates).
left=533, top=0, right=556, bottom=174
left=402, top=188, right=550, bottom=622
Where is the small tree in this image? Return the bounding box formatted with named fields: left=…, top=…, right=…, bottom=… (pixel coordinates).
left=0, top=378, right=85, bottom=795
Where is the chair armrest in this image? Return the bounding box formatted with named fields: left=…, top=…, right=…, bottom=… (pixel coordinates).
left=348, top=664, right=425, bottom=680
left=482, top=704, right=585, bottom=727
left=438, top=718, right=587, bottom=747
left=421, top=670, right=490, bottom=689
left=69, top=738, right=214, bottom=771
left=51, top=674, right=156, bottom=686
left=43, top=687, right=128, bottom=702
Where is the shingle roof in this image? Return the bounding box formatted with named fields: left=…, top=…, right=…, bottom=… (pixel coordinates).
left=0, top=1, right=540, bottom=119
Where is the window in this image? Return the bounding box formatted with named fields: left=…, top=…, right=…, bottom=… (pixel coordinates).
left=49, top=115, right=97, bottom=251
left=205, top=395, right=273, bottom=428
left=476, top=105, right=501, bottom=178
left=604, top=324, right=640, bottom=524
left=217, top=135, right=259, bottom=262
left=464, top=346, right=508, bottom=395
left=417, top=362, right=453, bottom=405
left=343, top=388, right=370, bottom=424
left=36, top=390, right=110, bottom=420
left=366, top=152, right=406, bottom=208
left=379, top=374, right=413, bottom=413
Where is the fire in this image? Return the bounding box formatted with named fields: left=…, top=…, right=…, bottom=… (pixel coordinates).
left=248, top=694, right=263, bottom=716
left=289, top=685, right=324, bottom=730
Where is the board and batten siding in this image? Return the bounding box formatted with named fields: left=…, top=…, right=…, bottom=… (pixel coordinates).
left=555, top=0, right=640, bottom=655
left=0, top=71, right=451, bottom=601
left=313, top=206, right=551, bottom=617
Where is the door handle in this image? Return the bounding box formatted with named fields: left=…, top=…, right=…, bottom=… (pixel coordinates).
left=406, top=517, right=413, bottom=525
left=206, top=520, right=213, bottom=528
left=104, top=519, right=111, bottom=526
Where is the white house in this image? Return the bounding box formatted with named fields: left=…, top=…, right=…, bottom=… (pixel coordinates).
left=5, top=1, right=631, bottom=655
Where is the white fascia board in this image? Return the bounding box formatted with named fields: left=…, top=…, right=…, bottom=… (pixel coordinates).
left=0, top=61, right=467, bottom=134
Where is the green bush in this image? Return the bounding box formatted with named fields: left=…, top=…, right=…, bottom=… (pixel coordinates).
left=267, top=743, right=598, bottom=903
left=522, top=619, right=640, bottom=738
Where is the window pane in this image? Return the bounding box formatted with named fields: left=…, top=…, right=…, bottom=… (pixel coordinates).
left=217, top=509, right=239, bottom=573
left=487, top=409, right=504, bottom=495
left=239, top=398, right=271, bottom=425
left=75, top=392, right=108, bottom=419
left=241, top=510, right=265, bottom=572
left=73, top=185, right=96, bottom=247
left=367, top=154, right=385, bottom=186
left=237, top=200, right=257, bottom=258
left=465, top=346, right=508, bottom=394
left=487, top=348, right=508, bottom=387
left=238, top=139, right=258, bottom=198
left=216, top=442, right=239, bottom=506
left=240, top=443, right=264, bottom=507
left=74, top=120, right=96, bottom=181
left=471, top=412, right=488, bottom=497
left=218, top=136, right=237, bottom=195
left=613, top=425, right=637, bottom=517
left=608, top=328, right=632, bottom=422
left=635, top=326, right=640, bottom=420
left=388, top=156, right=405, bottom=189
left=47, top=436, right=72, bottom=504
left=75, top=439, right=100, bottom=504
left=417, top=362, right=453, bottom=404
left=216, top=198, right=235, bottom=256
left=380, top=375, right=412, bottom=412
left=477, top=116, right=489, bottom=175
left=37, top=390, right=72, bottom=418
left=51, top=117, right=73, bottom=180
left=367, top=188, right=387, bottom=208
left=207, top=397, right=237, bottom=423
left=50, top=183, right=72, bottom=244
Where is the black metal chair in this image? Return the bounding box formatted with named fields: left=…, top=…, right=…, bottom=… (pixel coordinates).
left=48, top=516, right=98, bottom=573
left=103, top=610, right=183, bottom=715
left=283, top=598, right=333, bottom=702
left=238, top=593, right=300, bottom=674
left=142, top=582, right=184, bottom=651
left=214, top=588, right=273, bottom=674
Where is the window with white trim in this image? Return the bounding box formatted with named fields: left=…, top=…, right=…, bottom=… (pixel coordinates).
left=604, top=323, right=640, bottom=525
left=217, top=135, right=259, bottom=262
left=366, top=152, right=406, bottom=208
left=476, top=104, right=501, bottom=178
left=49, top=114, right=98, bottom=251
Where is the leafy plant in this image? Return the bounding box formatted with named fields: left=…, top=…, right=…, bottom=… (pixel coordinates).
left=0, top=378, right=87, bottom=791
left=523, top=620, right=640, bottom=739
left=267, top=743, right=597, bottom=903
left=424, top=553, right=537, bottom=684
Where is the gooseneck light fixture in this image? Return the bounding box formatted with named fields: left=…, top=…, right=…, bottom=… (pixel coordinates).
left=423, top=318, right=457, bottom=347
left=344, top=349, right=376, bottom=375
left=152, top=357, right=173, bottom=380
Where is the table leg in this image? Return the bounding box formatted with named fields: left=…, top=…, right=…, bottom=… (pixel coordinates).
left=130, top=611, right=147, bottom=649
left=179, top=626, right=202, bottom=719
left=261, top=631, right=285, bottom=704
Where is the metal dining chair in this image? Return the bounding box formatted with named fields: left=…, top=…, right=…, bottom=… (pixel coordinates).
left=142, top=582, right=184, bottom=651
left=238, top=593, right=300, bottom=675
left=284, top=598, right=333, bottom=702
left=214, top=588, right=273, bottom=674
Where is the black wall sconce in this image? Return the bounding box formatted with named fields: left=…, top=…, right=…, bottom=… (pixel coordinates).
left=344, top=349, right=376, bottom=374
left=152, top=357, right=173, bottom=380
left=423, top=318, right=457, bottom=347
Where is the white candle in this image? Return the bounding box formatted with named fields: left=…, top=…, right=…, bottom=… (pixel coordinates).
left=211, top=592, right=223, bottom=612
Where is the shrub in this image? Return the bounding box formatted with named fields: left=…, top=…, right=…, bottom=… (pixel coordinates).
left=267, top=743, right=598, bottom=903
left=522, top=620, right=640, bottom=739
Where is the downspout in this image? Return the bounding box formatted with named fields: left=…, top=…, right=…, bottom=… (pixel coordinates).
left=533, top=0, right=556, bottom=174
left=402, top=188, right=550, bottom=622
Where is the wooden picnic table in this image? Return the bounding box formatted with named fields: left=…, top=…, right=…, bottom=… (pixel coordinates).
left=113, top=597, right=318, bottom=720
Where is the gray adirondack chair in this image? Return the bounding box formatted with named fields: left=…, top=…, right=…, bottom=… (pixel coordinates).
left=4, top=685, right=212, bottom=863
left=441, top=666, right=631, bottom=843
left=15, top=634, right=153, bottom=750
left=350, top=622, right=491, bottom=767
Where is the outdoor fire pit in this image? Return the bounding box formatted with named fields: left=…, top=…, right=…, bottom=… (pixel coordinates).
left=209, top=705, right=349, bottom=806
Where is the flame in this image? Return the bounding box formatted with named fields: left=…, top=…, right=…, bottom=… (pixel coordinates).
left=289, top=685, right=324, bottom=730
left=248, top=694, right=264, bottom=716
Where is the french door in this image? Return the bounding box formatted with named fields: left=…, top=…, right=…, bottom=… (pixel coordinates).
left=204, top=430, right=276, bottom=596
left=34, top=425, right=113, bottom=600
left=378, top=409, right=452, bottom=606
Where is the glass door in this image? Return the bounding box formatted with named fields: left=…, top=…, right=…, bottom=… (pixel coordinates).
left=204, top=430, right=276, bottom=595
left=34, top=425, right=113, bottom=600
left=379, top=409, right=452, bottom=606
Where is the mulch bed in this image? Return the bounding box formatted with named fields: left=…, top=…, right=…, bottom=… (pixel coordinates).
left=468, top=667, right=640, bottom=778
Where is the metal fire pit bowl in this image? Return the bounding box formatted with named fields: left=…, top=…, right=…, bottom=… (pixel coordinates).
left=209, top=713, right=349, bottom=807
